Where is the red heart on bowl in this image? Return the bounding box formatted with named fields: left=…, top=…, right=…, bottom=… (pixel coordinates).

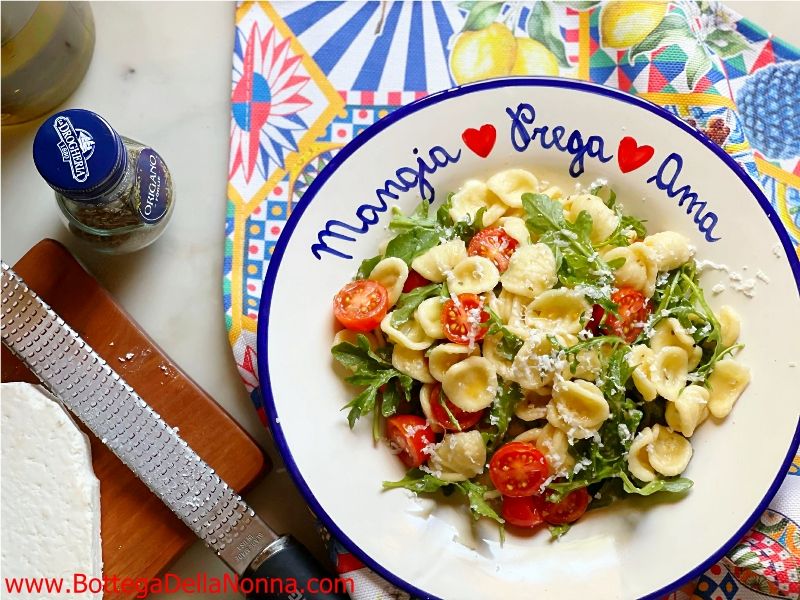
left=617, top=136, right=654, bottom=173
left=462, top=124, right=496, bottom=158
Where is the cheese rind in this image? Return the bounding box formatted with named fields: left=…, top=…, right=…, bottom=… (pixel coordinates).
left=1, top=382, right=102, bottom=599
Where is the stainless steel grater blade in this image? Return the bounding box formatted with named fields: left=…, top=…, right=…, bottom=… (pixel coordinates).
left=0, top=261, right=277, bottom=575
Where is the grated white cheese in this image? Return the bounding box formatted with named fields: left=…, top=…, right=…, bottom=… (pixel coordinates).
left=711, top=283, right=726, bottom=295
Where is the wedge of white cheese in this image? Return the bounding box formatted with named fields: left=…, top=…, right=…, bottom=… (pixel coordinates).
left=1, top=382, right=102, bottom=599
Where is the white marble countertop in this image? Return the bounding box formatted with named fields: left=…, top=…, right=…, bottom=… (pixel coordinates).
left=1, top=2, right=795, bottom=598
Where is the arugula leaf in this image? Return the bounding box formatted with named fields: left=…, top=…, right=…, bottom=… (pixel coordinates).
left=486, top=308, right=524, bottom=361
left=602, top=213, right=648, bottom=248
left=355, top=255, right=382, bottom=279
left=331, top=335, right=412, bottom=429
left=548, top=524, right=571, bottom=540
left=522, top=193, right=617, bottom=294
left=590, top=184, right=617, bottom=208
left=384, top=228, right=443, bottom=264
left=618, top=472, right=693, bottom=496
left=436, top=390, right=462, bottom=430
left=485, top=379, right=522, bottom=452
left=436, top=193, right=457, bottom=227
left=391, top=284, right=442, bottom=327
left=383, top=199, right=482, bottom=265
left=640, top=262, right=742, bottom=382
left=451, top=206, right=486, bottom=242
left=523, top=193, right=568, bottom=234
left=388, top=201, right=436, bottom=233
left=331, top=334, right=391, bottom=371
left=383, top=471, right=504, bottom=528
left=383, top=469, right=452, bottom=493
left=456, top=480, right=504, bottom=525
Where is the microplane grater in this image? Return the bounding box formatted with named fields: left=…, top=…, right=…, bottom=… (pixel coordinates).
left=1, top=262, right=345, bottom=600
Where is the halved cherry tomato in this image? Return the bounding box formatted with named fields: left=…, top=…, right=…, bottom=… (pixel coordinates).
left=602, top=287, right=651, bottom=343
left=402, top=270, right=431, bottom=293
left=429, top=384, right=484, bottom=431
left=441, top=293, right=490, bottom=345
left=467, top=227, right=519, bottom=272
left=585, top=303, right=605, bottom=335
left=385, top=415, right=435, bottom=469
left=333, top=280, right=389, bottom=332
left=539, top=488, right=591, bottom=525
left=502, top=495, right=544, bottom=528
left=489, top=442, right=550, bottom=498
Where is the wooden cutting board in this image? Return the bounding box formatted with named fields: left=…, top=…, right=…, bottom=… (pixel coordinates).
left=1, top=239, right=269, bottom=599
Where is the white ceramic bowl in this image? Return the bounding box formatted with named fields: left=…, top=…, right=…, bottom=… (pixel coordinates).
left=258, top=78, right=800, bottom=600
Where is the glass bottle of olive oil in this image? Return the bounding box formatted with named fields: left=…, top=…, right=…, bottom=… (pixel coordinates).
left=1, top=2, right=95, bottom=125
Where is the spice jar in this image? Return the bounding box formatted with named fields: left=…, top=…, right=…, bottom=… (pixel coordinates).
left=33, top=109, right=174, bottom=253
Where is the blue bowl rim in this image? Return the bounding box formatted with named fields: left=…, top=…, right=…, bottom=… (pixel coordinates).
left=256, top=76, right=800, bottom=600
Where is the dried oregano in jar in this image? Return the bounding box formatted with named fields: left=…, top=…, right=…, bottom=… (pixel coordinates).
left=33, top=109, right=174, bottom=253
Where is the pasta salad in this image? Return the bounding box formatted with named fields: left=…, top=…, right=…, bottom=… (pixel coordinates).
left=330, top=169, right=750, bottom=537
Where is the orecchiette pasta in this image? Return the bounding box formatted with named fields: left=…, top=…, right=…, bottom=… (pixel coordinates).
left=500, top=243, right=557, bottom=299
left=391, top=345, right=434, bottom=383
left=603, top=242, right=658, bottom=297
left=496, top=216, right=531, bottom=246
left=535, top=423, right=575, bottom=474
left=525, top=288, right=589, bottom=334
left=665, top=385, right=709, bottom=437
left=411, top=240, right=467, bottom=283
left=427, top=343, right=480, bottom=382
left=717, top=305, right=741, bottom=348
left=627, top=426, right=657, bottom=481
left=449, top=179, right=507, bottom=227
left=565, top=194, right=620, bottom=243
left=514, top=389, right=550, bottom=421
left=643, top=231, right=693, bottom=272
left=486, top=168, right=539, bottom=208
left=646, top=424, right=693, bottom=477
left=428, top=430, right=486, bottom=482
left=629, top=345, right=658, bottom=401
left=628, top=425, right=693, bottom=481
left=419, top=383, right=442, bottom=432
left=547, top=379, right=610, bottom=439
left=510, top=334, right=567, bottom=392
left=481, top=333, right=515, bottom=380
left=573, top=347, right=603, bottom=381
left=448, top=256, right=501, bottom=295
left=380, top=314, right=434, bottom=351
left=415, top=297, right=445, bottom=339
left=706, top=359, right=750, bottom=418
left=442, top=356, right=498, bottom=412
left=540, top=185, right=563, bottom=200
left=513, top=428, right=540, bottom=444
left=652, top=346, right=689, bottom=402
left=488, top=290, right=527, bottom=333
left=650, top=318, right=701, bottom=369
left=369, top=257, right=408, bottom=306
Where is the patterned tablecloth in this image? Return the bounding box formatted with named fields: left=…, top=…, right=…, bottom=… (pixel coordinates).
left=224, top=2, right=799, bottom=598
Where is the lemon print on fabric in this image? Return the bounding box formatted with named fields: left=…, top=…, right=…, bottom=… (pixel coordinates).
left=600, top=1, right=669, bottom=49
left=511, top=38, right=559, bottom=76
left=451, top=23, right=517, bottom=84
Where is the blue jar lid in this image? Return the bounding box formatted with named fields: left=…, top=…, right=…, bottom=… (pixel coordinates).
left=33, top=109, right=127, bottom=202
